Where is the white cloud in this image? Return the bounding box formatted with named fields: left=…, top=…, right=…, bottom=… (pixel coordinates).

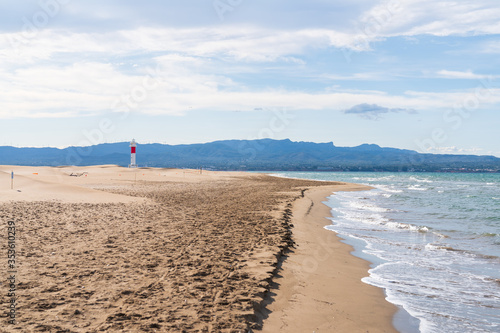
left=0, top=26, right=394, bottom=118
left=479, top=41, right=500, bottom=54
left=0, top=27, right=361, bottom=67
left=2, top=1, right=499, bottom=62
left=2, top=1, right=499, bottom=66
left=357, top=0, right=500, bottom=38
left=1, top=33, right=499, bottom=120
left=405, top=88, right=500, bottom=107
left=321, top=72, right=388, bottom=81
left=0, top=61, right=152, bottom=118
left=427, top=146, right=485, bottom=155
left=2, top=57, right=499, bottom=119
left=1, top=6, right=500, bottom=120
left=436, top=70, right=498, bottom=80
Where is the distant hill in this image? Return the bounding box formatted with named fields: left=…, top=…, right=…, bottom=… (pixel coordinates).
left=1, top=139, right=499, bottom=172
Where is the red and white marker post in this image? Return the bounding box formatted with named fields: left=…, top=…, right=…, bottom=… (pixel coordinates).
left=129, top=139, right=137, bottom=168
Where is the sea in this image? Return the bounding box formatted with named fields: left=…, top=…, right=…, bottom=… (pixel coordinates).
left=271, top=172, right=500, bottom=333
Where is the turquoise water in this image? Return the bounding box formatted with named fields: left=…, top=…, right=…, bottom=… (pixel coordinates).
left=272, top=172, right=500, bottom=333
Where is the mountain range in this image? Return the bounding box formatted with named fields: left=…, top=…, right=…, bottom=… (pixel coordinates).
left=1, top=139, right=499, bottom=172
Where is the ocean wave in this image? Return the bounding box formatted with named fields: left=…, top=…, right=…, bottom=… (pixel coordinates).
left=346, top=200, right=390, bottom=212
left=409, top=176, right=433, bottom=183
left=476, top=232, right=499, bottom=238
left=386, top=222, right=429, bottom=233
left=408, top=187, right=426, bottom=191
left=425, top=243, right=460, bottom=252
left=484, top=277, right=500, bottom=285
left=408, top=185, right=428, bottom=191
left=332, top=208, right=389, bottom=225
left=433, top=232, right=449, bottom=239
left=424, top=244, right=499, bottom=262
left=376, top=185, right=403, bottom=193
left=335, top=206, right=430, bottom=234
left=356, top=176, right=396, bottom=182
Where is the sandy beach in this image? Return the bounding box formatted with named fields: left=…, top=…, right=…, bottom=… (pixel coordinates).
left=0, top=166, right=396, bottom=332
left=256, top=185, right=398, bottom=333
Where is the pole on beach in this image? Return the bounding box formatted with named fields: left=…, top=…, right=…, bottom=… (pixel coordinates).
left=129, top=139, right=137, bottom=168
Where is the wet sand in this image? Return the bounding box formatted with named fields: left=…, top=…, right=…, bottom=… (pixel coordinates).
left=0, top=166, right=397, bottom=332
left=256, top=185, right=398, bottom=333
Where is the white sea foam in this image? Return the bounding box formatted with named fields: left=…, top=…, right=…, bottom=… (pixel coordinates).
left=425, top=243, right=447, bottom=251
left=332, top=208, right=389, bottom=227
left=355, top=176, right=395, bottom=182
left=346, top=200, right=389, bottom=213
left=409, top=176, right=433, bottom=183
left=386, top=222, right=429, bottom=232
left=408, top=185, right=428, bottom=191
left=376, top=184, right=403, bottom=193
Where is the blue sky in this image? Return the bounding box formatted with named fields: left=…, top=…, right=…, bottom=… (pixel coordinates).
left=0, top=0, right=499, bottom=156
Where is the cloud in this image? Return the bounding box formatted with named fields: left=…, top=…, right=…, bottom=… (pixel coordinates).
left=436, top=70, right=497, bottom=80
left=2, top=2, right=499, bottom=67
left=321, top=72, right=387, bottom=81
left=1, top=2, right=500, bottom=120
left=357, top=0, right=500, bottom=38
left=405, top=89, right=500, bottom=106
left=479, top=41, right=500, bottom=54
left=344, top=103, right=417, bottom=120
left=1, top=44, right=500, bottom=119
left=0, top=27, right=364, bottom=66
left=0, top=59, right=475, bottom=119
left=4, top=0, right=499, bottom=37
left=426, top=146, right=485, bottom=155
left=0, top=1, right=372, bottom=32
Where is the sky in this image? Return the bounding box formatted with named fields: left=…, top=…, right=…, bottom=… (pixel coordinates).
left=0, top=0, right=499, bottom=156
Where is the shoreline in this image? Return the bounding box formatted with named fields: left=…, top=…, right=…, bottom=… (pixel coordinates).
left=257, top=185, right=398, bottom=333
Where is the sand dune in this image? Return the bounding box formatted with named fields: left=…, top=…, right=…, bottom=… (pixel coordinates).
left=0, top=166, right=239, bottom=204
left=0, top=166, right=145, bottom=203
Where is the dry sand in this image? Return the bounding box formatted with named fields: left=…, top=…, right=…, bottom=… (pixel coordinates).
left=0, top=166, right=397, bottom=332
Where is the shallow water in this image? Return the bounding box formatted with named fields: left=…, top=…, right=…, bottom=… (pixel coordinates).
left=272, top=172, right=500, bottom=333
